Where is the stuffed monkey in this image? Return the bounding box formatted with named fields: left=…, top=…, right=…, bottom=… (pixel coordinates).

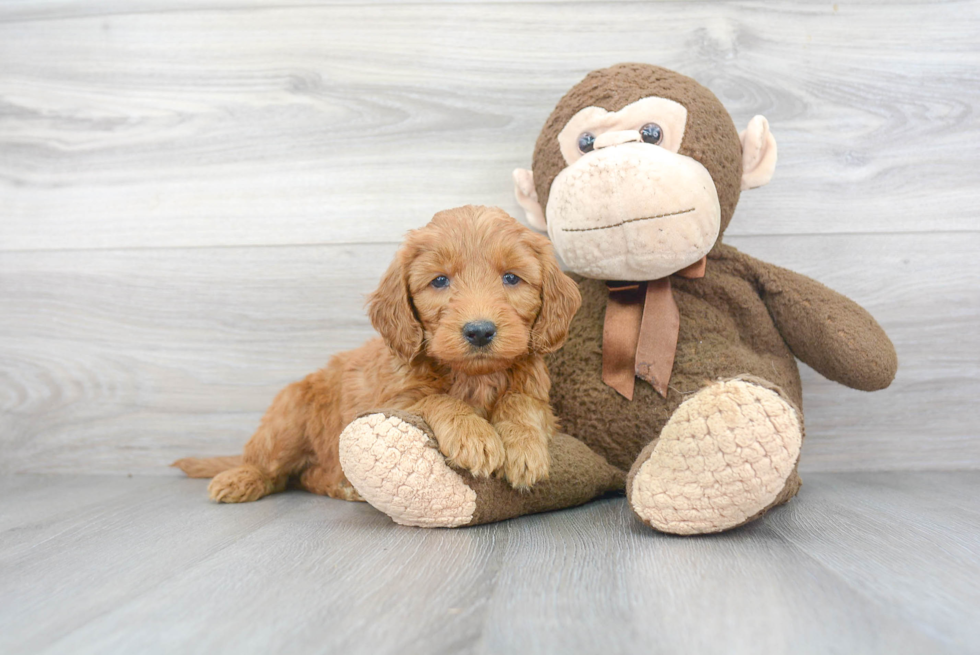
left=339, top=64, right=897, bottom=534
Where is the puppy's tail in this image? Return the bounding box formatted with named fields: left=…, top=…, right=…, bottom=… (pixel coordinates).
left=171, top=455, right=243, bottom=479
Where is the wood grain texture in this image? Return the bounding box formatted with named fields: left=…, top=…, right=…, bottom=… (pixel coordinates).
left=1, top=4, right=976, bottom=653
left=1, top=1, right=978, bottom=250
left=0, top=472, right=977, bottom=654
left=1, top=1, right=978, bottom=475
left=1, top=232, right=978, bottom=475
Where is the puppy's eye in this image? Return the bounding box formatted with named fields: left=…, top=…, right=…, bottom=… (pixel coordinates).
left=578, top=132, right=595, bottom=153
left=502, top=273, right=521, bottom=286
left=640, top=123, right=663, bottom=145
left=430, top=275, right=450, bottom=289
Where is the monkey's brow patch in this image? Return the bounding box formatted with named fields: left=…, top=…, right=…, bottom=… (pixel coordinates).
left=561, top=208, right=696, bottom=232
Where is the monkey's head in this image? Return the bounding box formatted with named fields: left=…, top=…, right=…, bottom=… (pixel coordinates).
left=514, top=64, right=776, bottom=281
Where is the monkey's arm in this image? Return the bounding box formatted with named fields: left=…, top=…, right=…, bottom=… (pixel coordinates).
left=749, top=256, right=898, bottom=391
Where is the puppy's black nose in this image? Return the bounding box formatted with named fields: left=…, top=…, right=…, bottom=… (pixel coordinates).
left=463, top=321, right=496, bottom=347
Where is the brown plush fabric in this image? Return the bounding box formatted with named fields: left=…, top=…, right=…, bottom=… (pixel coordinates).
left=463, top=432, right=626, bottom=526
left=549, top=263, right=792, bottom=470
left=532, top=63, right=744, bottom=235
left=547, top=242, right=897, bottom=473
left=754, top=257, right=898, bottom=391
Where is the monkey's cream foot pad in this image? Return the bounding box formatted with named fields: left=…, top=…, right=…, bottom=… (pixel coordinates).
left=628, top=377, right=802, bottom=535
left=339, top=411, right=477, bottom=528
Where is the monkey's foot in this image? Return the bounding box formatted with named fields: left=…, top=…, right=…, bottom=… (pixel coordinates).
left=339, top=410, right=625, bottom=528
left=627, top=376, right=803, bottom=535
left=339, top=411, right=478, bottom=527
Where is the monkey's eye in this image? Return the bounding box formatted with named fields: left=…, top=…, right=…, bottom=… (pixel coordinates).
left=640, top=123, right=663, bottom=145
left=430, top=275, right=450, bottom=289
left=577, top=132, right=596, bottom=153
left=502, top=272, right=521, bottom=286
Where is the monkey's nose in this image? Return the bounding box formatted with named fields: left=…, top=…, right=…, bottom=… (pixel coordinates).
left=463, top=321, right=497, bottom=347
left=593, top=130, right=642, bottom=149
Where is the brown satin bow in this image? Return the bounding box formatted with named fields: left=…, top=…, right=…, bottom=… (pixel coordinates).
left=601, top=257, right=706, bottom=400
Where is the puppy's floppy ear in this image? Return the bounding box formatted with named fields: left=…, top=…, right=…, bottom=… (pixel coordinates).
left=530, top=237, right=582, bottom=354
left=367, top=245, right=424, bottom=361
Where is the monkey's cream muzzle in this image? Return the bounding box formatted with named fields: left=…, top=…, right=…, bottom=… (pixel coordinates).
left=545, top=142, right=721, bottom=281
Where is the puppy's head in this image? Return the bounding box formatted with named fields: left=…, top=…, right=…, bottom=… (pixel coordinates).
left=368, top=205, right=581, bottom=375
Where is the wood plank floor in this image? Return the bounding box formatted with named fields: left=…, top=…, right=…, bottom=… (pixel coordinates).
left=1, top=471, right=978, bottom=654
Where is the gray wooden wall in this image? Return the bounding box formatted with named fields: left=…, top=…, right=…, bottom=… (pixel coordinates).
left=1, top=1, right=977, bottom=476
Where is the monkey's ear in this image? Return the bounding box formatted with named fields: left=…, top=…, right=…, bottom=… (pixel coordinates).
left=739, top=115, right=778, bottom=191
left=512, top=168, right=547, bottom=232
left=367, top=249, right=424, bottom=361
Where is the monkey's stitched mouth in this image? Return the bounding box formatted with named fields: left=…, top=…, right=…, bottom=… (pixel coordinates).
left=562, top=207, right=696, bottom=232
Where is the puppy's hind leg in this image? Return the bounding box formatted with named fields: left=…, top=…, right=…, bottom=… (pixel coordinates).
left=209, top=379, right=315, bottom=503
left=297, top=464, right=364, bottom=502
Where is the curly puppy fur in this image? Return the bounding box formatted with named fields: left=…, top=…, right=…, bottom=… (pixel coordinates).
left=173, top=205, right=582, bottom=502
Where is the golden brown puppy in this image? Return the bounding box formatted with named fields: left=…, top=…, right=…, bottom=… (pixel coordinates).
left=173, top=205, right=582, bottom=502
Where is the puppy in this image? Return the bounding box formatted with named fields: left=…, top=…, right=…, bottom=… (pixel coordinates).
left=173, top=205, right=582, bottom=502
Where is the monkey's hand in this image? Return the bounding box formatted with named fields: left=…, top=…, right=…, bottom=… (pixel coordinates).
left=754, top=258, right=898, bottom=391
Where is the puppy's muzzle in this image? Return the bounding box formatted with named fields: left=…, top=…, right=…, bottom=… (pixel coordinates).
left=462, top=321, right=496, bottom=348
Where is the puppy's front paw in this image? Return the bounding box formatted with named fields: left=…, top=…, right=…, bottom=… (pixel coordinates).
left=436, top=417, right=506, bottom=479
left=503, top=435, right=550, bottom=491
